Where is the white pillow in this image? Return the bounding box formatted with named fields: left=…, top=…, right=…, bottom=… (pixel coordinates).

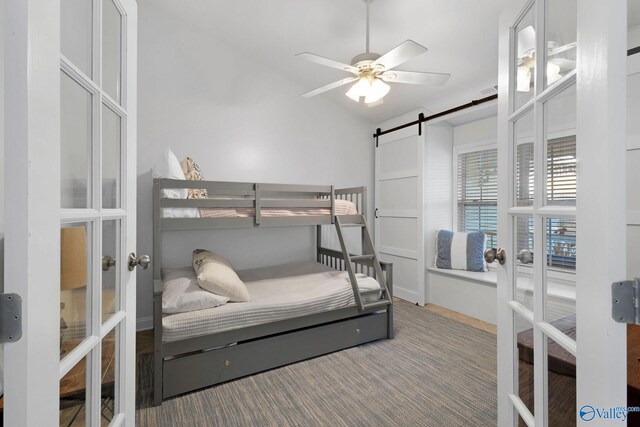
left=153, top=148, right=188, bottom=199
left=162, top=266, right=229, bottom=314
left=152, top=148, right=199, bottom=218
left=193, top=249, right=250, bottom=302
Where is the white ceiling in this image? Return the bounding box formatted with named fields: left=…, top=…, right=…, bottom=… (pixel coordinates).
left=155, top=0, right=509, bottom=124
left=153, top=0, right=638, bottom=125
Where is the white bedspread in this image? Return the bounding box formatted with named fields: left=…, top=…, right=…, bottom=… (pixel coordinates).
left=162, top=261, right=381, bottom=342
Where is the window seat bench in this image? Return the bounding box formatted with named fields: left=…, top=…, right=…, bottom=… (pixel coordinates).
left=427, top=267, right=576, bottom=326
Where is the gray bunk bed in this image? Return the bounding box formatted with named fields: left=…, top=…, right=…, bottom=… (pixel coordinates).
left=153, top=178, right=393, bottom=405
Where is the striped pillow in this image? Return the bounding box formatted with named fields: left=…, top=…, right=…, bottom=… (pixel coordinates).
left=435, top=230, right=487, bottom=272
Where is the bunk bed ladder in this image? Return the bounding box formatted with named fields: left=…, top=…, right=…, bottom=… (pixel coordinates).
left=334, top=215, right=392, bottom=312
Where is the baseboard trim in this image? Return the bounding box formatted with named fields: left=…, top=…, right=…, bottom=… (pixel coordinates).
left=393, top=287, right=422, bottom=306
left=137, top=316, right=153, bottom=331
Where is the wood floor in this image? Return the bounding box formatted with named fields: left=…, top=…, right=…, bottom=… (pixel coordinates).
left=424, top=303, right=497, bottom=334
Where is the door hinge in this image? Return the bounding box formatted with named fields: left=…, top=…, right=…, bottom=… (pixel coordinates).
left=612, top=279, right=640, bottom=324
left=0, top=293, right=22, bottom=343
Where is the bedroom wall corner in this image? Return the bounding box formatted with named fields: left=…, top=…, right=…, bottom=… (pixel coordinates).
left=136, top=2, right=375, bottom=328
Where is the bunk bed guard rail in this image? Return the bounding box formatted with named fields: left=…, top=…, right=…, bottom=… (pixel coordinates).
left=154, top=179, right=367, bottom=230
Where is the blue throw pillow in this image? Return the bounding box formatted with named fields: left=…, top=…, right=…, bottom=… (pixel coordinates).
left=436, top=230, right=487, bottom=272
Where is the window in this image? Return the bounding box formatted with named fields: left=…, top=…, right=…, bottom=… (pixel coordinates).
left=456, top=147, right=498, bottom=249
left=515, top=135, right=577, bottom=270
left=456, top=135, right=576, bottom=271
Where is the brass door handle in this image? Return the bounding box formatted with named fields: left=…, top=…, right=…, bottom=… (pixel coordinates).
left=128, top=253, right=151, bottom=271
left=484, top=247, right=506, bottom=265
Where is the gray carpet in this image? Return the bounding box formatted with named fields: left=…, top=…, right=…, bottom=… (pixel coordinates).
left=136, top=300, right=497, bottom=426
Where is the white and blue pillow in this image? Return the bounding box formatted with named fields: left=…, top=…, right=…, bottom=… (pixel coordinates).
left=435, top=230, right=487, bottom=272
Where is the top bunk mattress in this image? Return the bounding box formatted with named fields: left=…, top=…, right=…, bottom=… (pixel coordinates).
left=200, top=198, right=356, bottom=218
left=162, top=198, right=357, bottom=219
left=162, top=260, right=381, bottom=342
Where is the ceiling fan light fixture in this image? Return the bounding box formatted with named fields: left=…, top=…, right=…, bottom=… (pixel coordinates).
left=345, top=77, right=370, bottom=102
left=517, top=65, right=532, bottom=92
left=345, top=77, right=390, bottom=104
left=364, top=78, right=390, bottom=103
left=546, top=62, right=562, bottom=85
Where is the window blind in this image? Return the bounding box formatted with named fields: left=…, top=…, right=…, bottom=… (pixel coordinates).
left=457, top=148, right=498, bottom=248
left=547, top=136, right=577, bottom=204
left=513, top=135, right=577, bottom=270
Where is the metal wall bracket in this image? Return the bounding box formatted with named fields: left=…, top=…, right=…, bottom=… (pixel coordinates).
left=0, top=293, right=22, bottom=343
left=612, top=279, right=640, bottom=324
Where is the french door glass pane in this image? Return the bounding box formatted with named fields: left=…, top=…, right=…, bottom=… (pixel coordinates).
left=100, top=327, right=118, bottom=426
left=514, top=215, right=534, bottom=311
left=103, top=0, right=123, bottom=103
left=545, top=0, right=577, bottom=88
left=514, top=6, right=536, bottom=111
left=60, top=353, right=89, bottom=426
left=515, top=311, right=535, bottom=422
left=102, top=220, right=120, bottom=323
left=61, top=0, right=93, bottom=78
left=61, top=72, right=93, bottom=209
left=545, top=218, right=576, bottom=329
left=102, top=105, right=122, bottom=209
left=547, top=335, right=576, bottom=426
left=514, top=111, right=534, bottom=207
left=60, top=222, right=92, bottom=358
left=545, top=84, right=577, bottom=206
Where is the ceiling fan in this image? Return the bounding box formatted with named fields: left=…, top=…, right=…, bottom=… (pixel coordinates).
left=296, top=0, right=451, bottom=105
left=517, top=25, right=576, bottom=92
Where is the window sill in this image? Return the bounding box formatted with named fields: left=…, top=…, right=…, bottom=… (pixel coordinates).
left=427, top=266, right=576, bottom=301
left=428, top=267, right=497, bottom=286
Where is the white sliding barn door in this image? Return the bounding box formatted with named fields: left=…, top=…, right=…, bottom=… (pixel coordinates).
left=375, top=126, right=425, bottom=305
left=3, top=0, right=139, bottom=425
left=496, top=0, right=628, bottom=426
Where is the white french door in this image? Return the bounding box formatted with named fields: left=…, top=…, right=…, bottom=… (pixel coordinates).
left=497, top=0, right=627, bottom=426
left=4, top=0, right=138, bottom=425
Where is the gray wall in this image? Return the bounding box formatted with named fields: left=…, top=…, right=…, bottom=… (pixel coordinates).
left=136, top=2, right=375, bottom=328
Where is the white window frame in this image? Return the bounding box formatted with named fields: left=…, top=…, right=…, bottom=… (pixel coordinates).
left=453, top=137, right=576, bottom=283
left=452, top=139, right=498, bottom=270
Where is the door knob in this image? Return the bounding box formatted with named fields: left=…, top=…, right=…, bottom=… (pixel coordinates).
left=102, top=255, right=116, bottom=272
left=484, top=247, right=506, bottom=265
left=128, top=253, right=151, bottom=271
left=517, top=249, right=534, bottom=265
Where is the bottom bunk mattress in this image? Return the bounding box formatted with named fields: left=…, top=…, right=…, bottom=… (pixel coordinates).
left=162, top=260, right=382, bottom=342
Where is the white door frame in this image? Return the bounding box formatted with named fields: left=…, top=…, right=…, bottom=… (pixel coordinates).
left=5, top=0, right=62, bottom=424
left=4, top=0, right=138, bottom=425
left=574, top=0, right=627, bottom=418
left=497, top=0, right=628, bottom=426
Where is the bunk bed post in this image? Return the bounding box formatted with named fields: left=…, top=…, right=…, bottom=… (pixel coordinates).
left=152, top=179, right=163, bottom=406
left=361, top=186, right=367, bottom=219
left=330, top=185, right=335, bottom=224
left=382, top=261, right=394, bottom=339
left=254, top=183, right=262, bottom=225
left=316, top=225, right=322, bottom=263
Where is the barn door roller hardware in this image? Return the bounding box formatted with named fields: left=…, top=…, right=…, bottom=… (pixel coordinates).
left=612, top=278, right=640, bottom=324
left=372, top=93, right=498, bottom=141
left=0, top=293, right=22, bottom=343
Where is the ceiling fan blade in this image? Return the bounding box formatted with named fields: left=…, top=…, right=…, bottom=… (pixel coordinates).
left=371, top=40, right=428, bottom=71
left=296, top=52, right=359, bottom=74
left=301, top=77, right=359, bottom=98
left=381, top=70, right=451, bottom=86
left=549, top=41, right=576, bottom=57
